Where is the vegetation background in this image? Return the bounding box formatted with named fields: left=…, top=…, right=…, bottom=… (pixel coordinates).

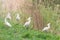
left=0, top=0, right=60, bottom=40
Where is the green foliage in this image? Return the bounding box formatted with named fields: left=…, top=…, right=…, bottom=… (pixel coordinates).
left=0, top=21, right=60, bottom=40
left=0, top=0, right=60, bottom=40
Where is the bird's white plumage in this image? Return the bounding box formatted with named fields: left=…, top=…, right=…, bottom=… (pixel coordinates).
left=24, top=17, right=31, bottom=27
left=24, top=20, right=31, bottom=27
left=16, top=13, right=20, bottom=21
left=42, top=23, right=50, bottom=31
left=5, top=18, right=12, bottom=27
left=6, top=12, right=11, bottom=20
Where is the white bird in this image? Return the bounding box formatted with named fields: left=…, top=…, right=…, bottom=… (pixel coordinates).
left=6, top=12, right=11, bottom=20
left=42, top=23, right=50, bottom=31
left=16, top=13, right=20, bottom=21
left=24, top=17, right=32, bottom=27
left=4, top=18, right=12, bottom=27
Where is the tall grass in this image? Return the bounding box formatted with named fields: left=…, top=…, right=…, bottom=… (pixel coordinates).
left=40, top=5, right=60, bottom=34
left=0, top=1, right=60, bottom=40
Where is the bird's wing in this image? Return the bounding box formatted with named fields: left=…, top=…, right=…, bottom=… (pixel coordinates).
left=42, top=27, right=47, bottom=31
left=24, top=22, right=28, bottom=26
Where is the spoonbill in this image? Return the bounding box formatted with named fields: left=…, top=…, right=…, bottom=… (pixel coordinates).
left=24, top=17, right=32, bottom=28
left=5, top=18, right=12, bottom=27
left=42, top=23, right=50, bottom=31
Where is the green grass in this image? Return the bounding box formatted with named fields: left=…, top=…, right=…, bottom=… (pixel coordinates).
left=0, top=20, right=60, bottom=40
left=0, top=2, right=60, bottom=40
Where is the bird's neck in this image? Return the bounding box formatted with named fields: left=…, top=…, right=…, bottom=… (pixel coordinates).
left=5, top=18, right=7, bottom=22
left=17, top=15, right=19, bottom=18
left=28, top=20, right=31, bottom=22
left=5, top=17, right=9, bottom=22
left=48, top=25, right=50, bottom=28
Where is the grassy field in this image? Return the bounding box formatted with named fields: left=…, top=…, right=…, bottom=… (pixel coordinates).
left=0, top=21, right=60, bottom=40
left=0, top=1, right=60, bottom=40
